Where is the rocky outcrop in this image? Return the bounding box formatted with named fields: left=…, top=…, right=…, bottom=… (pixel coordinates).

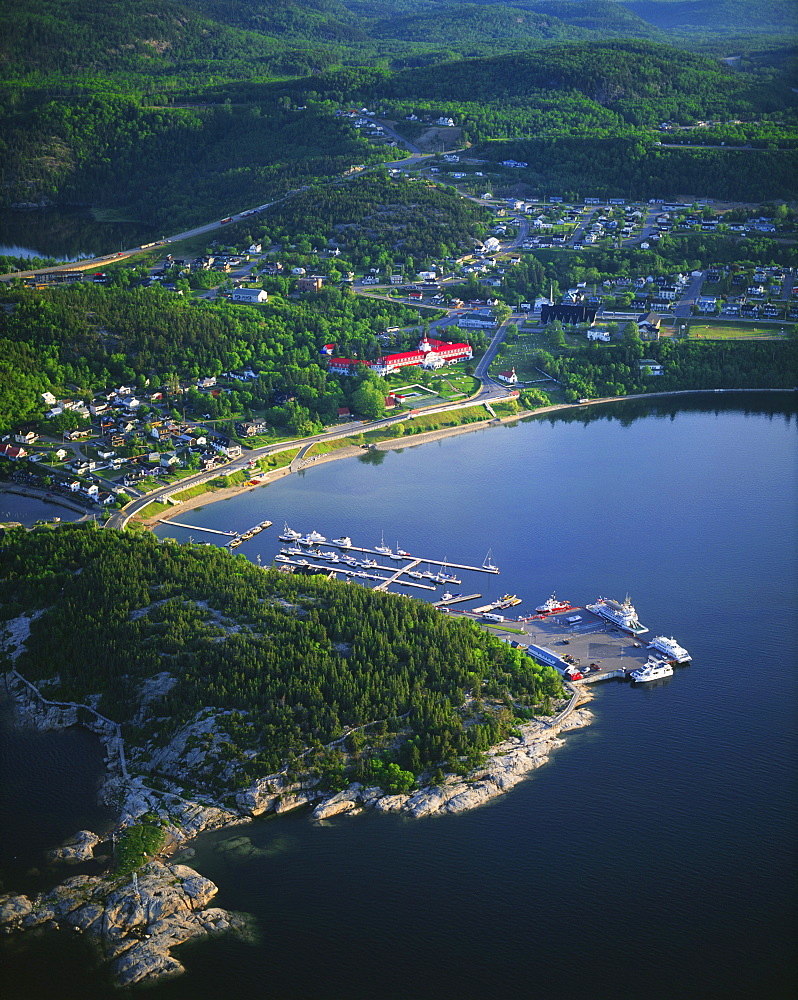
left=236, top=773, right=323, bottom=817
left=304, top=707, right=594, bottom=822
left=47, top=830, right=101, bottom=864
left=0, top=860, right=248, bottom=987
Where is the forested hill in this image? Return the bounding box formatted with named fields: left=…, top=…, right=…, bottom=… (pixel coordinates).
left=382, top=41, right=753, bottom=106
left=1, top=526, right=563, bottom=795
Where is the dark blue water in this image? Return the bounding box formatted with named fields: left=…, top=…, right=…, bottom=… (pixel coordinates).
left=2, top=393, right=796, bottom=998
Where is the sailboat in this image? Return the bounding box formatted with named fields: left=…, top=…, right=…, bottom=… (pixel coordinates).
left=375, top=531, right=393, bottom=556
left=482, top=548, right=499, bottom=572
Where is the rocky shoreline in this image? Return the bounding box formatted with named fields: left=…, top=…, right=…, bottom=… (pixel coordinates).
left=1, top=631, right=593, bottom=987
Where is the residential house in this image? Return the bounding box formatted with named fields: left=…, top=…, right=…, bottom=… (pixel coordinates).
left=587, top=328, right=611, bottom=342
left=296, top=275, right=324, bottom=294
left=231, top=288, right=268, bottom=303
left=0, top=443, right=27, bottom=461
left=639, top=360, right=664, bottom=376
left=496, top=368, right=518, bottom=384
left=14, top=430, right=38, bottom=445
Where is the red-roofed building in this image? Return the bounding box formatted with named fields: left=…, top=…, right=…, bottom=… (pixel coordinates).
left=326, top=336, right=472, bottom=378
left=0, top=443, right=27, bottom=460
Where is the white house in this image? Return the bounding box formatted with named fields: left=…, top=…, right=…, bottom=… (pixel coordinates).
left=42, top=391, right=57, bottom=406
left=587, top=328, right=611, bottom=342
left=231, top=288, right=268, bottom=303
left=496, top=368, right=518, bottom=384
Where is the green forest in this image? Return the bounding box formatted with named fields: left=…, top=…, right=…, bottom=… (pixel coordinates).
left=1, top=0, right=795, bottom=225
left=0, top=525, right=564, bottom=795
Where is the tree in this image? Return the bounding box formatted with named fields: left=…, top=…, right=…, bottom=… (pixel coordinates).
left=351, top=382, right=385, bottom=420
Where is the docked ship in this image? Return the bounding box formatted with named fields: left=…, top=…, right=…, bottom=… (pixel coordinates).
left=300, top=530, right=326, bottom=545
left=648, top=636, right=691, bottom=662
left=333, top=536, right=352, bottom=548
left=279, top=522, right=302, bottom=542
left=375, top=533, right=393, bottom=556
left=586, top=596, right=648, bottom=634
left=535, top=593, right=572, bottom=615
left=629, top=656, right=673, bottom=683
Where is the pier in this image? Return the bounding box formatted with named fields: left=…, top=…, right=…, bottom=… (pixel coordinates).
left=167, top=521, right=237, bottom=536
left=275, top=556, right=435, bottom=590
left=373, top=559, right=421, bottom=592
left=433, top=593, right=481, bottom=607
left=336, top=544, right=499, bottom=575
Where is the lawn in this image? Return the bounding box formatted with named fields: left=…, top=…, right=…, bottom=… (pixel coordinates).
left=687, top=321, right=788, bottom=340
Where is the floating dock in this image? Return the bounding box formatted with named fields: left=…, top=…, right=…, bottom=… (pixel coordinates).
left=168, top=521, right=237, bottom=537
left=433, top=593, right=481, bottom=607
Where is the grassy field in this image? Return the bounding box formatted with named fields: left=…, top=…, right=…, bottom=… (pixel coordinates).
left=688, top=321, right=788, bottom=340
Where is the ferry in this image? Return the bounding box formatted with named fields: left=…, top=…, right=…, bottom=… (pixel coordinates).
left=648, top=636, right=691, bottom=662
left=535, top=593, right=572, bottom=615
left=333, top=536, right=352, bottom=548
left=630, top=656, right=673, bottom=683
left=587, top=596, right=648, bottom=634
left=279, top=522, right=302, bottom=542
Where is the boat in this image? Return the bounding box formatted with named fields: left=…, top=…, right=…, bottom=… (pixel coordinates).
left=342, top=555, right=359, bottom=566
left=333, top=536, right=352, bottom=548
left=250, top=524, right=263, bottom=534
left=630, top=656, right=674, bottom=683
left=375, top=532, right=393, bottom=556
left=319, top=550, right=339, bottom=562
left=420, top=565, right=437, bottom=580
left=260, top=520, right=272, bottom=530
left=394, top=543, right=411, bottom=558
left=495, top=594, right=521, bottom=609
left=482, top=549, right=499, bottom=572
left=648, top=636, right=691, bottom=662
left=279, top=522, right=302, bottom=541
left=535, top=593, right=573, bottom=615
left=229, top=538, right=242, bottom=548
left=586, top=596, right=648, bottom=634
left=274, top=554, right=291, bottom=563
left=285, top=545, right=302, bottom=555
left=407, top=570, right=423, bottom=579
left=361, top=557, right=378, bottom=568
left=305, top=529, right=326, bottom=543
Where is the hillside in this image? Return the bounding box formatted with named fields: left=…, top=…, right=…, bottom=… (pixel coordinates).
left=1, top=525, right=564, bottom=797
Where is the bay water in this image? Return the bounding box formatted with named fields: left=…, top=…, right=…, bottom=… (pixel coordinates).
left=2, top=393, right=796, bottom=998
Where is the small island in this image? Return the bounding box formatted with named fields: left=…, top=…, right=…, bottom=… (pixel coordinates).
left=0, top=523, right=591, bottom=984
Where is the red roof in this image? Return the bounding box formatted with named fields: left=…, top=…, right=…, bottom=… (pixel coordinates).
left=384, top=351, right=425, bottom=365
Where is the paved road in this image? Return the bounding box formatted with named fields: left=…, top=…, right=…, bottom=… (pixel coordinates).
left=674, top=270, right=705, bottom=320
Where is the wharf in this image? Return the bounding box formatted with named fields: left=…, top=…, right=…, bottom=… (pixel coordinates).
left=433, top=593, right=481, bottom=607
left=275, top=557, right=436, bottom=590
left=168, top=521, right=237, bottom=537
left=339, top=544, right=498, bottom=575
left=484, top=606, right=660, bottom=683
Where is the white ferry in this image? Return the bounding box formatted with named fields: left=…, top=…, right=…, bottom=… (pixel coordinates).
left=587, top=596, right=648, bottom=634
left=630, top=657, right=674, bottom=683
left=648, top=636, right=691, bottom=662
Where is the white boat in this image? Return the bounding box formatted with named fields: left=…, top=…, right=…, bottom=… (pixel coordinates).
left=586, top=595, right=648, bottom=634
left=305, top=529, right=326, bottom=543
left=333, top=536, right=352, bottom=548
left=375, top=532, right=393, bottom=556
left=630, top=656, right=674, bottom=683
left=535, top=593, right=572, bottom=615
left=482, top=549, right=499, bottom=572
left=648, top=636, right=691, bottom=662
left=342, top=555, right=359, bottom=566
left=274, top=554, right=291, bottom=563
left=407, top=570, right=423, bottom=579
left=361, top=557, right=378, bottom=568
left=318, top=550, right=339, bottom=562
left=279, top=522, right=302, bottom=541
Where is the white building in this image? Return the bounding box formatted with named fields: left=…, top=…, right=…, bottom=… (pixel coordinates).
left=231, top=288, right=268, bottom=303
